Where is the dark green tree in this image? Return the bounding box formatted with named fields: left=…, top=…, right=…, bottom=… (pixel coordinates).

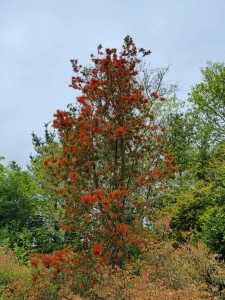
left=0, top=157, right=65, bottom=258
left=0, top=160, right=40, bottom=257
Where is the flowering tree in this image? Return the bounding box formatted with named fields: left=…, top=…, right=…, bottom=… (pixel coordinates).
left=31, top=36, right=176, bottom=276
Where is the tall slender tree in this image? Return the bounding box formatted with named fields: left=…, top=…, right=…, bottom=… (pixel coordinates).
left=31, top=37, right=176, bottom=275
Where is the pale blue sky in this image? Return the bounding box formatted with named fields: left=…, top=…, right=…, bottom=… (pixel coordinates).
left=1, top=0, right=225, bottom=168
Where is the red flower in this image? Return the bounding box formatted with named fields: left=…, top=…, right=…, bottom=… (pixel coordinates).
left=84, top=215, right=91, bottom=222
left=108, top=134, right=114, bottom=140
left=109, top=190, right=121, bottom=199
left=102, top=198, right=111, bottom=206
left=115, top=127, right=126, bottom=136
left=70, top=172, right=78, bottom=181
left=30, top=259, right=39, bottom=266
left=137, top=176, right=147, bottom=184
left=153, top=168, right=163, bottom=177
left=117, top=222, right=126, bottom=234
left=150, top=91, right=158, bottom=98
left=77, top=95, right=87, bottom=104
left=92, top=243, right=103, bottom=257
left=82, top=194, right=98, bottom=204
left=57, top=188, right=64, bottom=194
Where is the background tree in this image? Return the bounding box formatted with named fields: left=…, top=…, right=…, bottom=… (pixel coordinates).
left=0, top=155, right=66, bottom=258
left=198, top=143, right=225, bottom=257
left=163, top=61, right=225, bottom=255
left=188, top=61, right=225, bottom=144
left=0, top=160, right=40, bottom=258
left=169, top=143, right=225, bottom=256
left=29, top=130, right=66, bottom=252
left=138, top=62, right=179, bottom=121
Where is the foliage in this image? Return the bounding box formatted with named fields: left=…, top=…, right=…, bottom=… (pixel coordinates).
left=164, top=62, right=225, bottom=256
left=0, top=247, right=31, bottom=299
left=165, top=112, right=195, bottom=174
left=0, top=157, right=67, bottom=258
left=0, top=247, right=69, bottom=300
left=188, top=61, right=225, bottom=146
left=200, top=206, right=225, bottom=257
left=30, top=130, right=67, bottom=253
left=198, top=143, right=225, bottom=256
left=169, top=143, right=225, bottom=257
left=30, top=130, right=64, bottom=225
left=27, top=224, right=225, bottom=299
left=0, top=161, right=43, bottom=258
left=170, top=181, right=212, bottom=233
left=0, top=162, right=36, bottom=231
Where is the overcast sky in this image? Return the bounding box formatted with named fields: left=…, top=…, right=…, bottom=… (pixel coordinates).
left=1, top=0, right=225, bottom=168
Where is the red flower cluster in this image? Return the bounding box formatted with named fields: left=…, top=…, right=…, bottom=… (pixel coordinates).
left=92, top=243, right=103, bottom=257
left=82, top=194, right=98, bottom=204
left=70, top=172, right=78, bottom=181
left=150, top=91, right=158, bottom=98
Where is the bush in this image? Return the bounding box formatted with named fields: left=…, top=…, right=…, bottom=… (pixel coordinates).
left=0, top=247, right=31, bottom=299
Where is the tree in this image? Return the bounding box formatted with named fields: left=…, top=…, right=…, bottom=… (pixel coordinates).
left=165, top=112, right=195, bottom=175
left=31, top=37, right=176, bottom=284
left=169, top=143, right=225, bottom=256
left=0, top=155, right=68, bottom=258
left=188, top=61, right=225, bottom=143
left=0, top=160, right=41, bottom=258
left=29, top=130, right=66, bottom=252
left=138, top=62, right=179, bottom=120
left=198, top=143, right=225, bottom=257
